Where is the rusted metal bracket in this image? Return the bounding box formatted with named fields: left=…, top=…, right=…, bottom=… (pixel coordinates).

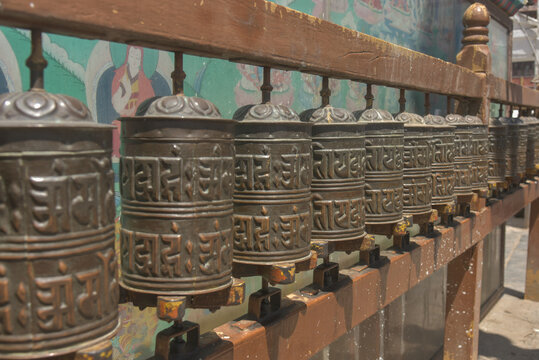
left=359, top=244, right=381, bottom=266
left=312, top=262, right=340, bottom=291
left=393, top=216, right=412, bottom=249
left=413, top=210, right=438, bottom=237
left=456, top=194, right=473, bottom=217
left=247, top=285, right=282, bottom=321
left=471, top=189, right=488, bottom=212
left=433, top=202, right=455, bottom=227
left=154, top=320, right=200, bottom=360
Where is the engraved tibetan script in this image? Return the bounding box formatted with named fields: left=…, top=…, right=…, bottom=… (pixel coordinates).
left=365, top=144, right=403, bottom=172
left=313, top=197, right=363, bottom=230
left=121, top=156, right=233, bottom=202
left=313, top=146, right=363, bottom=179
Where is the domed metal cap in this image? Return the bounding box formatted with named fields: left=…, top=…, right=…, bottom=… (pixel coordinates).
left=464, top=115, right=483, bottom=125
left=0, top=89, right=96, bottom=126
left=354, top=108, right=394, bottom=122
left=424, top=114, right=448, bottom=126
left=489, top=117, right=504, bottom=126
left=445, top=114, right=467, bottom=125
left=233, top=103, right=299, bottom=122
left=140, top=94, right=222, bottom=119
left=300, top=105, right=355, bottom=124
left=395, top=111, right=425, bottom=125
left=500, top=117, right=523, bottom=125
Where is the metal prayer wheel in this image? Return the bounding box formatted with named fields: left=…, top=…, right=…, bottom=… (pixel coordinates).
left=465, top=115, right=489, bottom=192
left=120, top=95, right=235, bottom=295
left=354, top=109, right=404, bottom=226
left=516, top=118, right=528, bottom=179
left=299, top=105, right=366, bottom=248
left=394, top=112, right=432, bottom=219
left=233, top=104, right=312, bottom=265
left=445, top=114, right=473, bottom=197
left=0, top=90, right=119, bottom=358
left=500, top=117, right=526, bottom=182
left=487, top=117, right=507, bottom=185
left=522, top=117, right=538, bottom=176
left=423, top=114, right=455, bottom=208
left=533, top=117, right=539, bottom=172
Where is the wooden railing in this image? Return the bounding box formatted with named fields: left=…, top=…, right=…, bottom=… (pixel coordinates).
left=1, top=1, right=538, bottom=360
left=0, top=0, right=536, bottom=107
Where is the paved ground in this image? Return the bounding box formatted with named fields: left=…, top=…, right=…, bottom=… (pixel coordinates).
left=478, top=216, right=539, bottom=359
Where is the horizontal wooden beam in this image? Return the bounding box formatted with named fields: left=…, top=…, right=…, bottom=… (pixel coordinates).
left=488, top=75, right=539, bottom=108
left=192, top=180, right=539, bottom=360
left=0, top=0, right=484, bottom=98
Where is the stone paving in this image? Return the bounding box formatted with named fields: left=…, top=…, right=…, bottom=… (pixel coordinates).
left=478, top=216, right=539, bottom=360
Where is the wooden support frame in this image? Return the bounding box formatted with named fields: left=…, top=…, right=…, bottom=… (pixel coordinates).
left=525, top=196, right=539, bottom=301
left=0, top=0, right=537, bottom=107
left=188, top=181, right=539, bottom=359
left=0, top=2, right=538, bottom=359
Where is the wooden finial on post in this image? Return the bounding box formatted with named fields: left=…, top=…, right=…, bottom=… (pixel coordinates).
left=365, top=84, right=374, bottom=110
left=456, top=2, right=491, bottom=122
left=171, top=51, right=186, bottom=95
left=320, top=76, right=331, bottom=107
left=261, top=67, right=273, bottom=103
left=26, top=30, right=47, bottom=90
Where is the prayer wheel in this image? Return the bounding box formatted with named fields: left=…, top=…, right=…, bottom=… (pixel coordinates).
left=120, top=95, right=235, bottom=295
left=445, top=114, right=473, bottom=197
left=395, top=112, right=432, bottom=219
left=487, top=117, right=507, bottom=185
left=522, top=117, right=538, bottom=176
left=465, top=115, right=489, bottom=192
left=300, top=105, right=366, bottom=247
left=233, top=104, right=312, bottom=265
left=533, top=117, right=539, bottom=173
left=500, top=117, right=525, bottom=182
left=0, top=89, right=119, bottom=358
left=423, top=114, right=456, bottom=210
left=355, top=109, right=404, bottom=226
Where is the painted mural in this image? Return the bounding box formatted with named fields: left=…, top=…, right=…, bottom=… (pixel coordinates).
left=0, top=0, right=509, bottom=358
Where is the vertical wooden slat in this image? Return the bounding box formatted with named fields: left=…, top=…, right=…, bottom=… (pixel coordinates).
left=444, top=241, right=484, bottom=360
left=525, top=197, right=539, bottom=301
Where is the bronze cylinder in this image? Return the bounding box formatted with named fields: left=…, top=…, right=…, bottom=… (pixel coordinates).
left=522, top=117, right=538, bottom=174
left=500, top=117, right=525, bottom=180
left=300, top=106, right=366, bottom=246
left=424, top=115, right=456, bottom=206
left=533, top=117, right=539, bottom=171
left=465, top=115, right=489, bottom=191
left=487, top=117, right=507, bottom=184
left=0, top=90, right=119, bottom=358
left=445, top=114, right=473, bottom=196
left=120, top=95, right=235, bottom=295
left=233, top=104, right=312, bottom=265
left=395, top=112, right=432, bottom=217
left=355, top=109, right=404, bottom=225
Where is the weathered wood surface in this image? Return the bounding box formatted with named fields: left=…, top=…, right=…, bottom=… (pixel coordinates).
left=489, top=75, right=539, bottom=108
left=525, top=197, right=539, bottom=301
left=0, top=0, right=483, bottom=98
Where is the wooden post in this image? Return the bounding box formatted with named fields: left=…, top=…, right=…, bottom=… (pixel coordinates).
left=525, top=197, right=539, bottom=301
left=444, top=241, right=484, bottom=360
left=443, top=5, right=491, bottom=359
left=456, top=2, right=491, bottom=124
